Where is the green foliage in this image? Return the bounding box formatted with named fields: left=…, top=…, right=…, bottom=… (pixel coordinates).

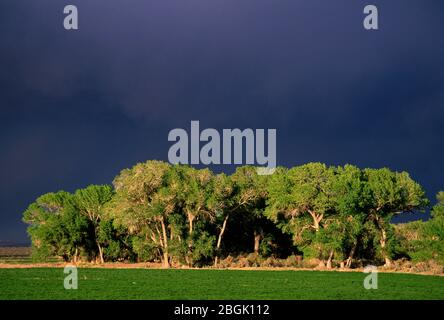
left=23, top=191, right=90, bottom=262
left=398, top=193, right=444, bottom=265
left=22, top=160, right=441, bottom=268
left=431, top=191, right=444, bottom=218
left=189, top=232, right=215, bottom=265
left=131, top=236, right=158, bottom=262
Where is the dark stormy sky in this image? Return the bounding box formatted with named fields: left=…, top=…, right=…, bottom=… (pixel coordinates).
left=1, top=0, right=443, bottom=243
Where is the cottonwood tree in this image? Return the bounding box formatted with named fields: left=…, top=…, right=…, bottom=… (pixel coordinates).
left=23, top=160, right=435, bottom=269
left=268, top=163, right=335, bottom=231
left=364, top=168, right=428, bottom=266
left=168, top=165, right=214, bottom=265
left=73, top=185, right=114, bottom=263
left=111, top=160, right=177, bottom=267
left=23, top=191, right=88, bottom=262
left=396, top=191, right=444, bottom=265
left=266, top=163, right=337, bottom=265
left=207, top=166, right=267, bottom=265
left=331, top=165, right=370, bottom=268
left=415, top=192, right=444, bottom=264
left=232, top=166, right=269, bottom=254
left=207, top=173, right=234, bottom=266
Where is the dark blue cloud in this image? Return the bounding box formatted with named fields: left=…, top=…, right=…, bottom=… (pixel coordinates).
left=1, top=0, right=443, bottom=242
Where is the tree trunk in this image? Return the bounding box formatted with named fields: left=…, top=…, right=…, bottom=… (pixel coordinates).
left=345, top=244, right=357, bottom=268
left=326, top=249, right=334, bottom=269
left=187, top=213, right=195, bottom=266
left=160, top=218, right=170, bottom=268
left=380, top=229, right=391, bottom=267
left=97, top=242, right=104, bottom=264
left=188, top=213, right=194, bottom=236
left=214, top=213, right=229, bottom=266
left=253, top=229, right=262, bottom=254
left=162, top=252, right=170, bottom=268
left=374, top=215, right=392, bottom=267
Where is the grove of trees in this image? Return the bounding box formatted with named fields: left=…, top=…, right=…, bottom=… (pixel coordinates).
left=23, top=160, right=443, bottom=269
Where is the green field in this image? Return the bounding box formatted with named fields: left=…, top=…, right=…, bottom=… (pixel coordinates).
left=0, top=268, right=443, bottom=300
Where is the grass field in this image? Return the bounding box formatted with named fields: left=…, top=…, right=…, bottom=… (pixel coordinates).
left=0, top=268, right=443, bottom=300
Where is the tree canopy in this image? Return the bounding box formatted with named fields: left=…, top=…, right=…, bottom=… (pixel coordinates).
left=23, top=160, right=439, bottom=269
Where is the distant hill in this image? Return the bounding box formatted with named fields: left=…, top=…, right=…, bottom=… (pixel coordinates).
left=0, top=240, right=31, bottom=247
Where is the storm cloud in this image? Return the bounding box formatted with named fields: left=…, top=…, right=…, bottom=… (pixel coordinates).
left=1, top=0, right=443, bottom=242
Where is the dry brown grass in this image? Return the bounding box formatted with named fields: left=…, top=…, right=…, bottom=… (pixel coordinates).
left=0, top=247, right=31, bottom=257
left=0, top=248, right=441, bottom=276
